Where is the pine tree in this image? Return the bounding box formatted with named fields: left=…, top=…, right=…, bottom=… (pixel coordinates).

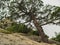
left=0, top=0, right=60, bottom=43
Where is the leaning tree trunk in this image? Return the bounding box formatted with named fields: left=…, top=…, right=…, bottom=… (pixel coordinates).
left=30, top=15, right=48, bottom=43
left=28, top=13, right=60, bottom=44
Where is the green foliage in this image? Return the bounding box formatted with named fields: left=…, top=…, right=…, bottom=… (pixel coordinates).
left=6, top=22, right=41, bottom=36
left=30, top=30, right=39, bottom=36
left=6, top=23, right=31, bottom=34
left=28, top=30, right=49, bottom=38
left=51, top=7, right=60, bottom=19
left=51, top=32, right=60, bottom=42
left=27, top=30, right=39, bottom=36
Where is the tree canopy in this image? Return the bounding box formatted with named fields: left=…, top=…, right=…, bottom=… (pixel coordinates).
left=0, top=0, right=60, bottom=27
left=7, top=0, right=60, bottom=28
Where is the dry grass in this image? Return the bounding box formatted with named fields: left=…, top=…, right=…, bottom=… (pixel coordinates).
left=0, top=28, right=12, bottom=34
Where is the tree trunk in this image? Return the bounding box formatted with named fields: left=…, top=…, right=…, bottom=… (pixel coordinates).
left=30, top=15, right=48, bottom=43
left=28, top=13, right=60, bottom=44
left=33, top=19, right=48, bottom=42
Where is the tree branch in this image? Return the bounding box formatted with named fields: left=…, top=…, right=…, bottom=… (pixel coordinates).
left=41, top=18, right=60, bottom=26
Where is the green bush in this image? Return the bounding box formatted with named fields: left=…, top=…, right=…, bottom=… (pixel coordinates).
left=6, top=23, right=31, bottom=34
left=32, top=31, right=39, bottom=36
left=28, top=30, right=49, bottom=38
left=28, top=30, right=39, bottom=36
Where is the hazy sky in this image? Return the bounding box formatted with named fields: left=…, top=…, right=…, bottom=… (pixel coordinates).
left=42, top=0, right=60, bottom=6
left=42, top=0, right=60, bottom=38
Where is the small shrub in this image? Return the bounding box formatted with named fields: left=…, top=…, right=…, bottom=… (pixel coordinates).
left=28, top=30, right=39, bottom=36
left=28, top=30, right=49, bottom=38
left=32, top=31, right=39, bottom=36
left=6, top=23, right=31, bottom=34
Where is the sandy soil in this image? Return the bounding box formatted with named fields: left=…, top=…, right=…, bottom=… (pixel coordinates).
left=0, top=33, right=56, bottom=45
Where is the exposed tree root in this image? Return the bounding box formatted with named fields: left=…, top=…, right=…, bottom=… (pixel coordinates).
left=42, top=39, right=60, bottom=45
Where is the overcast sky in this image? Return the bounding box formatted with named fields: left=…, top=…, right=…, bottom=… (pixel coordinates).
left=42, top=0, right=60, bottom=6
left=42, top=0, right=60, bottom=38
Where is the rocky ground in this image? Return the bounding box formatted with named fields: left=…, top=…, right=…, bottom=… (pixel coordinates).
left=0, top=33, right=56, bottom=45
